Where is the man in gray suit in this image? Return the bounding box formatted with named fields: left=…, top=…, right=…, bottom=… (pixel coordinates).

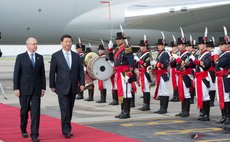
left=49, top=34, right=84, bottom=138
left=13, top=37, right=46, bottom=142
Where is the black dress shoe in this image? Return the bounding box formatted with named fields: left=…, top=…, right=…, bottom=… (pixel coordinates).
left=21, top=132, right=28, bottom=138
left=31, top=137, right=40, bottom=142
left=64, top=133, right=73, bottom=138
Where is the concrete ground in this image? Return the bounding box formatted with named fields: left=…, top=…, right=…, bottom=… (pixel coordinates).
left=1, top=56, right=230, bottom=142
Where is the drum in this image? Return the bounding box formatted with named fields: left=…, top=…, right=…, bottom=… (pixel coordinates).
left=87, top=56, right=114, bottom=80
left=84, top=52, right=98, bottom=67
left=84, top=70, right=94, bottom=90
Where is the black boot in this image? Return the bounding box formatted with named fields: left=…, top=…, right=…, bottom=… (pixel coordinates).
left=131, top=93, right=135, bottom=107
left=181, top=98, right=190, bottom=117
left=218, top=108, right=226, bottom=124
left=224, top=102, right=230, bottom=125
left=140, top=92, right=150, bottom=111
left=109, top=90, right=119, bottom=105
left=84, top=89, right=94, bottom=101
left=175, top=100, right=185, bottom=117
left=96, top=89, right=106, bottom=103
left=159, top=96, right=169, bottom=114
left=209, top=91, right=215, bottom=107
left=115, top=103, right=123, bottom=118
left=171, top=89, right=179, bottom=102
left=76, top=91, right=84, bottom=99
left=190, top=91, right=195, bottom=104
left=154, top=96, right=164, bottom=113
left=138, top=93, right=146, bottom=111
left=197, top=109, right=204, bottom=120
left=120, top=98, right=131, bottom=119
left=201, top=101, right=210, bottom=121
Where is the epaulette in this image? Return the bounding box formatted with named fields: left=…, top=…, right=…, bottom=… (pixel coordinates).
left=125, top=47, right=132, bottom=54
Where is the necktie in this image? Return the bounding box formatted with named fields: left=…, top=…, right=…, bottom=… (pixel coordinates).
left=31, top=53, right=35, bottom=67
left=65, top=52, right=71, bottom=69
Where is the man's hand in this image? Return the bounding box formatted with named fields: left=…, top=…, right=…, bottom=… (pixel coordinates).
left=200, top=61, right=205, bottom=68
left=134, top=55, right=140, bottom=62
left=80, top=85, right=84, bottom=92
left=51, top=88, right=56, bottom=93
left=181, top=61, right=185, bottom=68
left=41, top=90, right=45, bottom=97
left=15, top=89, right=20, bottom=97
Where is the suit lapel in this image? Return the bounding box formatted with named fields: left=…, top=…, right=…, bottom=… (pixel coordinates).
left=34, top=53, right=40, bottom=70
left=70, top=51, right=75, bottom=70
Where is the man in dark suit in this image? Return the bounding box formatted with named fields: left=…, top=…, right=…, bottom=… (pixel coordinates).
left=49, top=34, right=84, bottom=138
left=13, top=37, right=46, bottom=142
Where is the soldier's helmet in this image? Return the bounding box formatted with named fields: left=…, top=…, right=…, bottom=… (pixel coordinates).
left=85, top=47, right=92, bottom=53
left=177, top=37, right=186, bottom=45
left=218, top=36, right=230, bottom=45
left=197, top=36, right=208, bottom=45
left=116, top=32, right=126, bottom=40
left=156, top=39, right=167, bottom=46
left=139, top=40, right=149, bottom=47
left=97, top=44, right=105, bottom=50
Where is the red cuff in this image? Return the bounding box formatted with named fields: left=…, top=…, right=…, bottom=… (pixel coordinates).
left=156, top=62, right=161, bottom=68
left=194, top=59, right=200, bottom=65
left=176, top=58, right=182, bottom=64
left=138, top=60, right=144, bottom=65
left=126, top=72, right=133, bottom=78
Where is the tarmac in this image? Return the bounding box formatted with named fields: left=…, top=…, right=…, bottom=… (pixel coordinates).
left=1, top=56, right=230, bottom=142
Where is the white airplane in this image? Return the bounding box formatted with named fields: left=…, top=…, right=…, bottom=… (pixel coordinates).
left=0, top=0, right=230, bottom=45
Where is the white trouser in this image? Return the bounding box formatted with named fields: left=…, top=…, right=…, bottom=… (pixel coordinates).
left=140, top=74, right=151, bottom=93
left=176, top=76, right=190, bottom=99
left=115, top=72, right=132, bottom=98
left=113, top=76, right=117, bottom=90
left=208, top=72, right=216, bottom=91
left=194, top=78, right=210, bottom=101
left=158, top=77, right=169, bottom=96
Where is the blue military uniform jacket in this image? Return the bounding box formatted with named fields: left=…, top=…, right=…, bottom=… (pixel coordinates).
left=215, top=51, right=230, bottom=92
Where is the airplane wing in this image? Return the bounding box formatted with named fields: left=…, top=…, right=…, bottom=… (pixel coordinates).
left=124, top=0, right=230, bottom=32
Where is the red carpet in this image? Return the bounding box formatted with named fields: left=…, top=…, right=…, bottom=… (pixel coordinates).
left=0, top=103, right=140, bottom=142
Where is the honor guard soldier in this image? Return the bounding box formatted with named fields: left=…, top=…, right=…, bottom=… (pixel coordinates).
left=170, top=36, right=179, bottom=102
left=96, top=44, right=107, bottom=103
left=207, top=38, right=216, bottom=107
left=109, top=43, right=119, bottom=106
left=172, top=34, right=192, bottom=117
left=215, top=27, right=230, bottom=125
left=151, top=37, right=170, bottom=114
left=76, top=43, right=85, bottom=100
left=108, top=32, right=135, bottom=119
left=186, top=35, right=196, bottom=104
left=189, top=32, right=212, bottom=121
left=134, top=40, right=152, bottom=111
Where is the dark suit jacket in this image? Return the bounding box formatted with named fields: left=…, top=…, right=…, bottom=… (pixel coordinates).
left=49, top=50, right=85, bottom=95
left=13, top=52, right=46, bottom=95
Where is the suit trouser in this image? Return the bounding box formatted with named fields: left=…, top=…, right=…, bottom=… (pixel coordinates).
left=58, top=90, right=76, bottom=135
left=19, top=94, right=41, bottom=138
